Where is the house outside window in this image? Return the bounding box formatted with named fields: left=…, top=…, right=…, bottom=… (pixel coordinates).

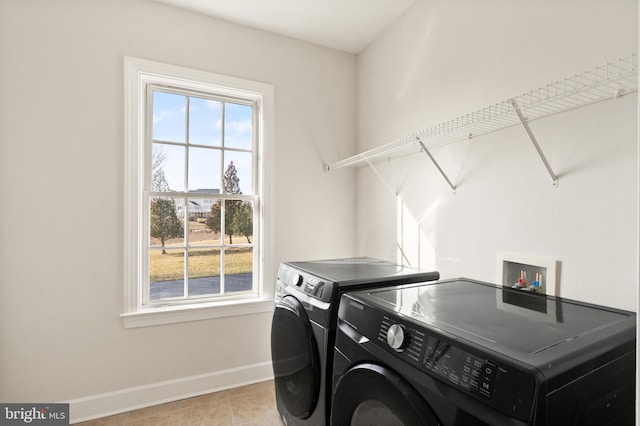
left=123, top=57, right=274, bottom=327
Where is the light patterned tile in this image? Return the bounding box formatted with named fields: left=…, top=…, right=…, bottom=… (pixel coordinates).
left=126, top=411, right=180, bottom=426
left=124, top=402, right=182, bottom=426
left=236, top=410, right=283, bottom=426
left=230, top=390, right=278, bottom=425
left=180, top=391, right=230, bottom=409
left=180, top=398, right=233, bottom=425
left=74, top=380, right=280, bottom=426
left=74, top=412, right=131, bottom=426
left=224, top=381, right=275, bottom=399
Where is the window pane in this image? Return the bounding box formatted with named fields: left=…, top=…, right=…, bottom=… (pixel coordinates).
left=224, top=151, right=253, bottom=195
left=226, top=200, right=253, bottom=244
left=224, top=103, right=252, bottom=150
left=187, top=198, right=218, bottom=245
left=223, top=200, right=237, bottom=244
left=188, top=248, right=221, bottom=297
left=221, top=160, right=241, bottom=195
left=153, top=143, right=185, bottom=191
left=189, top=97, right=222, bottom=146
left=150, top=197, right=185, bottom=247
left=153, top=91, right=186, bottom=143
left=186, top=198, right=208, bottom=224
left=225, top=247, right=253, bottom=293
left=188, top=147, right=221, bottom=191
left=149, top=248, right=185, bottom=301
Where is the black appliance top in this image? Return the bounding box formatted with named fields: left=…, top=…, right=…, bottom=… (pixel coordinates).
left=284, top=257, right=439, bottom=290
left=349, top=278, right=635, bottom=365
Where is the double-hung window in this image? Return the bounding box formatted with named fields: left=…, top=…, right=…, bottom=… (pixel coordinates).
left=123, top=57, right=274, bottom=327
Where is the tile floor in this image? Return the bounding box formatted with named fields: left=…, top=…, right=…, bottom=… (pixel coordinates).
left=75, top=380, right=283, bottom=426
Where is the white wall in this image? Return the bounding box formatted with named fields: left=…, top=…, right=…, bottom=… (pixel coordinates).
left=0, top=0, right=356, bottom=420
left=355, top=0, right=638, bottom=310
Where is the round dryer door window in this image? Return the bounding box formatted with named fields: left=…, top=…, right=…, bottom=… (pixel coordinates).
left=332, top=363, right=440, bottom=426
left=271, top=295, right=320, bottom=419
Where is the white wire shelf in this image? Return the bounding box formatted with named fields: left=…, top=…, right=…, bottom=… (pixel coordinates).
left=327, top=54, right=638, bottom=184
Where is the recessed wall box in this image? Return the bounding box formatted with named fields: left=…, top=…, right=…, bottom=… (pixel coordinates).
left=497, top=252, right=558, bottom=296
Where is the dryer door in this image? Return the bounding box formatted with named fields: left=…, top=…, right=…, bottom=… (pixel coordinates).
left=332, top=363, right=440, bottom=426
left=271, top=295, right=320, bottom=419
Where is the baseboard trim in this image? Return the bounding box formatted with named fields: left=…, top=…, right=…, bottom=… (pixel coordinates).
left=68, top=361, right=274, bottom=424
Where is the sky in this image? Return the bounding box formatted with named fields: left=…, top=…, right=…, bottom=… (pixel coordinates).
left=151, top=90, right=253, bottom=195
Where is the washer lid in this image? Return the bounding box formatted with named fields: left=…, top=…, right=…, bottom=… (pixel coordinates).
left=355, top=278, right=635, bottom=362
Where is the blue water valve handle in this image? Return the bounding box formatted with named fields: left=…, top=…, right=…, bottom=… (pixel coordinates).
left=532, top=280, right=540, bottom=288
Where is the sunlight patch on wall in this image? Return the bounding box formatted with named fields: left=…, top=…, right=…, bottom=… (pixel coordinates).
left=396, top=197, right=439, bottom=271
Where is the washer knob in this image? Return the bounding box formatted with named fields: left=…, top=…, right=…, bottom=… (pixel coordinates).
left=291, top=273, right=303, bottom=286
left=387, top=324, right=407, bottom=351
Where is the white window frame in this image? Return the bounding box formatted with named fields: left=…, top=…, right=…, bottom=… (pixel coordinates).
left=122, top=57, right=274, bottom=328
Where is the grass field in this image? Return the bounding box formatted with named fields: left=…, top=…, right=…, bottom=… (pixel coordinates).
left=150, top=223, right=253, bottom=282
left=150, top=247, right=253, bottom=282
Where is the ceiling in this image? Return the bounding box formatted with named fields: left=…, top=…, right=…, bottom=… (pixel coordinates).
left=150, top=0, right=416, bottom=54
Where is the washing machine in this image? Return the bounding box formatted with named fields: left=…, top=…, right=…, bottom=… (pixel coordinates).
left=270, top=258, right=439, bottom=426
left=332, top=278, right=636, bottom=426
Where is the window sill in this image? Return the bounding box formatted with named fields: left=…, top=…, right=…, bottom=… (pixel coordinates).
left=121, top=297, right=275, bottom=328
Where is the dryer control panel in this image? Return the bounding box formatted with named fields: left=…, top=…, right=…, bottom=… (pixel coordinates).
left=276, top=263, right=334, bottom=303
left=340, top=294, right=537, bottom=422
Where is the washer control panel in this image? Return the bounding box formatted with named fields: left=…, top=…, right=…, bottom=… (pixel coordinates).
left=386, top=324, right=407, bottom=351
left=380, top=318, right=424, bottom=361
left=422, top=334, right=496, bottom=398
left=379, top=317, right=496, bottom=398
left=340, top=294, right=536, bottom=422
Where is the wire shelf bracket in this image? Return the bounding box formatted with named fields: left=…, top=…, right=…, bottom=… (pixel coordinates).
left=510, top=99, right=559, bottom=187
left=366, top=159, right=398, bottom=197
left=416, top=136, right=457, bottom=193
left=326, top=54, right=637, bottom=191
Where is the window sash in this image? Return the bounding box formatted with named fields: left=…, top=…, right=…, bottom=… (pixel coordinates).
left=144, top=86, right=259, bottom=307
left=144, top=194, right=259, bottom=308
left=146, top=86, right=257, bottom=194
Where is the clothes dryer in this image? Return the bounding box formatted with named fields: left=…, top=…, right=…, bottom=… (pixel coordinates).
left=270, top=258, right=439, bottom=426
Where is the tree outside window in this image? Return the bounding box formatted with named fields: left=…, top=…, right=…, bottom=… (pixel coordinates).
left=206, top=161, right=253, bottom=244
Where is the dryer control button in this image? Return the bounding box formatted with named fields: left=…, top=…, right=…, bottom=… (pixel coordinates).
left=387, top=324, right=407, bottom=351
left=292, top=273, right=303, bottom=286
